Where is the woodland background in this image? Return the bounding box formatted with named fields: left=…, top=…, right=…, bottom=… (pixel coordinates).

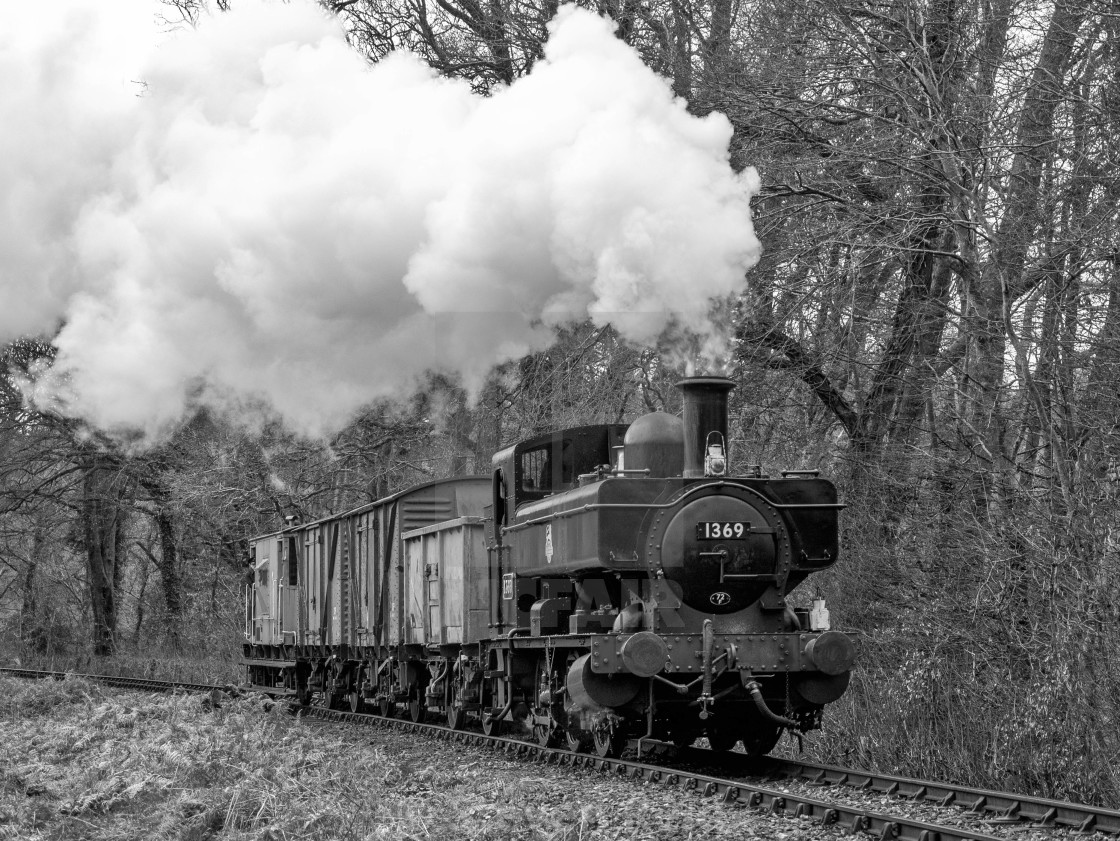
left=3, top=0, right=1119, bottom=805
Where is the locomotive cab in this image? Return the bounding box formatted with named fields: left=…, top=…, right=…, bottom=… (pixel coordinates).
left=492, top=424, right=627, bottom=514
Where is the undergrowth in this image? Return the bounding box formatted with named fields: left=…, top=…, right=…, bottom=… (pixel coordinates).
left=0, top=676, right=759, bottom=841
left=776, top=640, right=1120, bottom=807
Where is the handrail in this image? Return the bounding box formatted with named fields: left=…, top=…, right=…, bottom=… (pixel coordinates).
left=503, top=481, right=845, bottom=534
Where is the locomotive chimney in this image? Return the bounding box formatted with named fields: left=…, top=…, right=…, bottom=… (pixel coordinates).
left=676, top=376, right=736, bottom=478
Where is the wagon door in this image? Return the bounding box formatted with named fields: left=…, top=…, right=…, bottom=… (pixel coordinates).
left=404, top=529, right=427, bottom=644
left=351, top=517, right=368, bottom=647
left=304, top=526, right=322, bottom=644
left=427, top=553, right=445, bottom=643
left=278, top=536, right=301, bottom=642
left=252, top=551, right=273, bottom=643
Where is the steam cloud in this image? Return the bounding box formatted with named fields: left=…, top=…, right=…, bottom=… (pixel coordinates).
left=1, top=1, right=761, bottom=439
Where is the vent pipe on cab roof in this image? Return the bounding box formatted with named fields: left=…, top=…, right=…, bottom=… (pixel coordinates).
left=676, top=376, right=736, bottom=479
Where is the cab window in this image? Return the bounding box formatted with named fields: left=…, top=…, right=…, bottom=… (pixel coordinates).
left=519, top=439, right=574, bottom=499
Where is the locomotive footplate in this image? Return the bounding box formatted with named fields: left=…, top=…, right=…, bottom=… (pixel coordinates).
left=241, top=657, right=299, bottom=668
left=491, top=635, right=595, bottom=651
left=588, top=632, right=845, bottom=675
left=246, top=684, right=299, bottom=695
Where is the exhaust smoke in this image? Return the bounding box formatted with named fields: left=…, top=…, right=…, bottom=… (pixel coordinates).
left=1, top=1, right=761, bottom=440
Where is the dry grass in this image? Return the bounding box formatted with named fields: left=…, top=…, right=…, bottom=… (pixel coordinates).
left=0, top=676, right=810, bottom=841
left=11, top=648, right=243, bottom=687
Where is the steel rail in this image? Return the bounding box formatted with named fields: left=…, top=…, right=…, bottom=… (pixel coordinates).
left=0, top=666, right=224, bottom=694
left=760, top=757, right=1120, bottom=835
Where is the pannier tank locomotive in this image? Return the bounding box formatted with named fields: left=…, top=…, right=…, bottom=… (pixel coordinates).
left=242, top=377, right=856, bottom=757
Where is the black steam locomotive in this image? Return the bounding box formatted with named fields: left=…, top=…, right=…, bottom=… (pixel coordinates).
left=242, top=377, right=854, bottom=757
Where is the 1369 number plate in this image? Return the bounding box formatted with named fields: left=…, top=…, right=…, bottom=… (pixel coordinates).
left=696, top=521, right=750, bottom=540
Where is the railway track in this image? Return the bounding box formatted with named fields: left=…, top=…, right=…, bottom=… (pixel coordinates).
left=0, top=666, right=224, bottom=694
left=762, top=758, right=1120, bottom=836
left=4, top=666, right=1115, bottom=841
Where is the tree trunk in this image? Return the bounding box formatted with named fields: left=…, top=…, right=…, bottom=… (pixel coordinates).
left=19, top=535, right=39, bottom=648
left=965, top=0, right=1085, bottom=512
left=134, top=548, right=149, bottom=642
left=82, top=457, right=129, bottom=656
left=154, top=507, right=183, bottom=648
left=705, top=0, right=734, bottom=80
left=669, top=0, right=692, bottom=100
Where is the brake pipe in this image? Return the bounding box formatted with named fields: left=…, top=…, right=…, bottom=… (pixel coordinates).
left=741, top=670, right=798, bottom=728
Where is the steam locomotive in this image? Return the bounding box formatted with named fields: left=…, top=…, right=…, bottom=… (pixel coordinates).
left=242, top=376, right=855, bottom=757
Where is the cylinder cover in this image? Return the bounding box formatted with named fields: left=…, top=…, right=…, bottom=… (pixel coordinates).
left=619, top=632, right=668, bottom=677
left=565, top=653, right=641, bottom=710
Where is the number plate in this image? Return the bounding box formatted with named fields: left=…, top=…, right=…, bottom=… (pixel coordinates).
left=696, top=521, right=750, bottom=540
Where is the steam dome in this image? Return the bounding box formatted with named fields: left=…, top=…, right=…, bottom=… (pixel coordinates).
left=624, top=412, right=684, bottom=478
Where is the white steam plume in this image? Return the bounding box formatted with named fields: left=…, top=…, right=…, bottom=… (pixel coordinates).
left=1, top=1, right=761, bottom=439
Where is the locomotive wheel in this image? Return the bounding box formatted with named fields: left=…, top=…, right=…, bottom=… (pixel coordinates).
left=669, top=722, right=699, bottom=748
left=742, top=724, right=783, bottom=757
left=446, top=683, right=466, bottom=730
left=592, top=720, right=626, bottom=758
left=377, top=697, right=395, bottom=718
left=534, top=718, right=557, bottom=747
left=348, top=690, right=365, bottom=714
left=564, top=729, right=590, bottom=753
left=481, top=711, right=503, bottom=737
left=707, top=724, right=740, bottom=752
left=532, top=660, right=562, bottom=747
left=479, top=668, right=502, bottom=735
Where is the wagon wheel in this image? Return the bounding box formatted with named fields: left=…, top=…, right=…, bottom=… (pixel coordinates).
left=307, top=690, right=329, bottom=709
left=307, top=672, right=331, bottom=709
left=741, top=724, right=783, bottom=757
left=592, top=718, right=626, bottom=758
left=321, top=663, right=344, bottom=710
left=446, top=680, right=466, bottom=730
left=407, top=691, right=427, bottom=723
left=480, top=672, right=502, bottom=736
left=348, top=689, right=365, bottom=713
